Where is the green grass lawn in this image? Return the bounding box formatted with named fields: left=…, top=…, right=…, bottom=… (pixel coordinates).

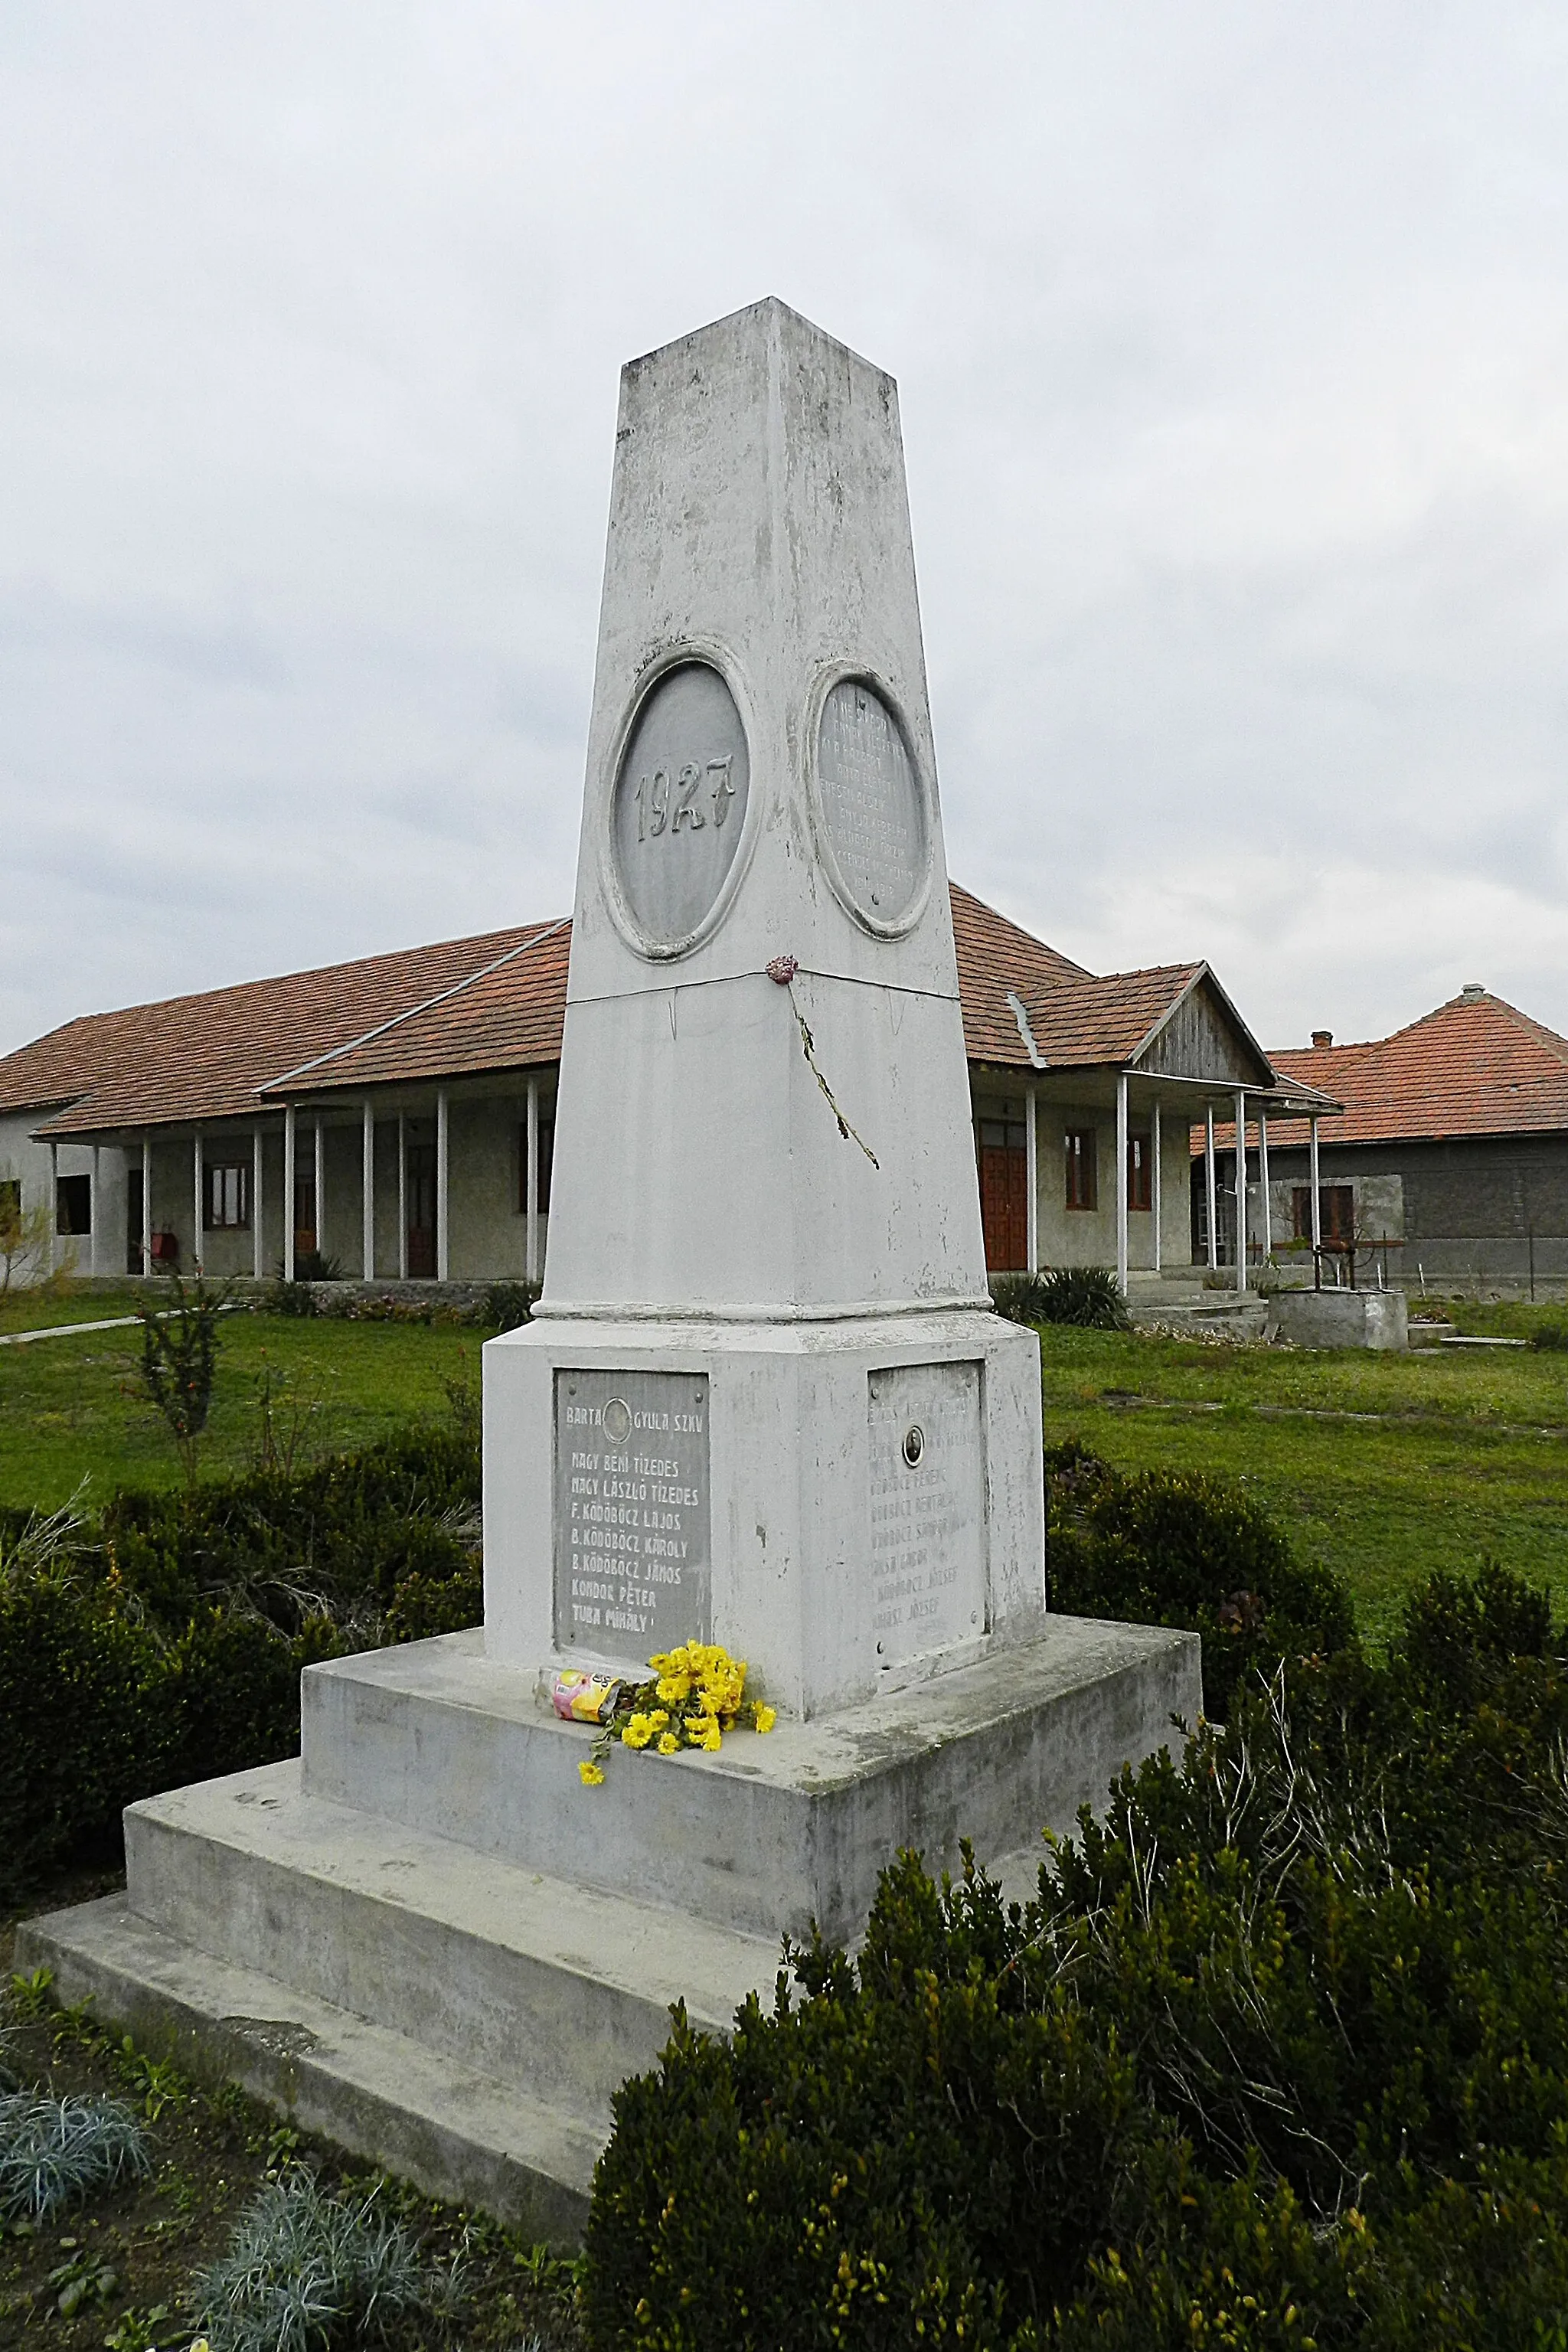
left=0, top=1282, right=156, bottom=1334
left=1040, top=1325, right=1568, bottom=1647
left=0, top=1308, right=482, bottom=1513
left=3, top=1283, right=1565, bottom=1651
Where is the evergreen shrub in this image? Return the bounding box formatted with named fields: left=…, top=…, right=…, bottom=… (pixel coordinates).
left=1044, top=1440, right=1357, bottom=1715
left=585, top=1563, right=1568, bottom=2349
left=0, top=1420, right=483, bottom=1897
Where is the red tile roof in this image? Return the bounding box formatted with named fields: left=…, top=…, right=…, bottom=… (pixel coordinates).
left=8, top=886, right=1310, bottom=1138
left=0, top=1001, right=173, bottom=1116
left=26, top=922, right=562, bottom=1138
left=1204, top=991, right=1568, bottom=1152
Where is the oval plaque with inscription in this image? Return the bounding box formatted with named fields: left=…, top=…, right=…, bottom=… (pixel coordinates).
left=609, top=663, right=750, bottom=955
left=816, top=679, right=928, bottom=931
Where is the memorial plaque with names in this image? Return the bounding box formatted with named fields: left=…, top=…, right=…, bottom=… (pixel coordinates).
left=554, top=1369, right=712, bottom=1655
left=610, top=662, right=750, bottom=954
left=867, top=1362, right=986, bottom=1671
left=817, top=678, right=927, bottom=929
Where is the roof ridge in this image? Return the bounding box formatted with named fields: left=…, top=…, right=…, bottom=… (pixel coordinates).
left=260, top=916, right=571, bottom=1092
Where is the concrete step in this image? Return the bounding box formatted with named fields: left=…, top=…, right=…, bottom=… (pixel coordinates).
left=301, top=1622, right=1200, bottom=1945
left=14, top=1893, right=597, bottom=2245
left=122, top=1759, right=778, bottom=2120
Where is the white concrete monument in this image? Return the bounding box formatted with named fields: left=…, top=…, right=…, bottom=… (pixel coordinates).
left=483, top=297, right=1047, bottom=1719
left=20, top=302, right=1198, bottom=2239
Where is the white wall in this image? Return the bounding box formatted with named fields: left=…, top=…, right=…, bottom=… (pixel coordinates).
left=0, top=1109, right=126, bottom=1282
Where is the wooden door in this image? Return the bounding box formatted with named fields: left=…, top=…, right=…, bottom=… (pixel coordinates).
left=407, top=1145, right=436, bottom=1279
left=977, top=1118, right=1029, bottom=1272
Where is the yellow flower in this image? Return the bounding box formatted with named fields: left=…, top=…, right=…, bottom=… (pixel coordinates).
left=649, top=1709, right=669, bottom=1730
left=656, top=1731, right=680, bottom=1755
left=656, top=1674, right=691, bottom=1706
left=622, top=1714, right=654, bottom=1750
left=753, top=1704, right=776, bottom=1735
left=578, top=1759, right=605, bottom=1787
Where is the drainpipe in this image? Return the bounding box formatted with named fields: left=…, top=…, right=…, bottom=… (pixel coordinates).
left=253, top=1127, right=264, bottom=1282
left=1025, top=1084, right=1038, bottom=1275
left=362, top=1101, right=375, bottom=1281
left=1204, top=1107, right=1218, bottom=1270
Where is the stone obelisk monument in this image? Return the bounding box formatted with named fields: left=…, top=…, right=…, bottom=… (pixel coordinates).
left=484, top=297, right=1047, bottom=1718
left=20, top=303, right=1197, bottom=2237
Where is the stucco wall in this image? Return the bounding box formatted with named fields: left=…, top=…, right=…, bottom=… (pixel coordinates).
left=971, top=1086, right=1192, bottom=1272
left=0, top=1111, right=127, bottom=1282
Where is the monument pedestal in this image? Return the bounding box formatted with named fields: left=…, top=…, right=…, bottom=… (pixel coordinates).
left=19, top=1615, right=1198, bottom=2236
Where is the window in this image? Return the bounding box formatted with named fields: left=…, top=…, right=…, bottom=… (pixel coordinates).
left=517, top=1113, right=557, bottom=1214
left=0, top=1178, right=18, bottom=1224
left=56, top=1174, right=92, bottom=1236
left=1127, top=1132, right=1152, bottom=1213
left=1292, top=1184, right=1354, bottom=1244
left=1065, top=1128, right=1097, bottom=1210
left=204, top=1162, right=250, bottom=1230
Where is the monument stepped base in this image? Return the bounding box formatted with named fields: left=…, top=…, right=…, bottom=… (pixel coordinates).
left=18, top=1617, right=1199, bottom=2237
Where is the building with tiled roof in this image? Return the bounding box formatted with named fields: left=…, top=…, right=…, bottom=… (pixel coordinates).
left=0, top=887, right=1334, bottom=1290
left=1200, top=985, right=1568, bottom=1294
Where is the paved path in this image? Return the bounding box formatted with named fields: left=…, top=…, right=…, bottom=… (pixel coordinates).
left=0, top=1305, right=247, bottom=1349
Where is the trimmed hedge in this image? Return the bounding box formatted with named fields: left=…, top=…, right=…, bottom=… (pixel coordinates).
left=0, top=1419, right=482, bottom=1900
left=585, top=1563, right=1568, bottom=2348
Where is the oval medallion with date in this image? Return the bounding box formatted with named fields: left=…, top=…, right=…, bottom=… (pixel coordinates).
left=610, top=664, right=750, bottom=954
left=816, top=679, right=927, bottom=931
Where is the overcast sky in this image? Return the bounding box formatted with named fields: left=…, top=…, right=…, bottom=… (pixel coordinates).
left=4, top=2, right=1566, bottom=1059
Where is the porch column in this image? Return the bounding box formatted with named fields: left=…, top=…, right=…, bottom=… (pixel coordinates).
left=141, top=1135, right=152, bottom=1276
left=436, top=1088, right=450, bottom=1282
left=1204, top=1106, right=1218, bottom=1269
left=397, top=1116, right=408, bottom=1279
left=1233, top=1087, right=1246, bottom=1291
left=525, top=1076, right=541, bottom=1284
left=193, top=1128, right=204, bottom=1276
left=90, top=1145, right=102, bottom=1277
left=47, top=1139, right=58, bottom=1273
left=1025, top=1084, right=1039, bottom=1274
left=283, top=1106, right=296, bottom=1282
left=1115, top=1070, right=1129, bottom=1295
left=1152, top=1096, right=1162, bottom=1276
left=314, top=1119, right=325, bottom=1263
left=362, top=1101, right=374, bottom=1280
left=1259, top=1112, right=1272, bottom=1262
left=253, top=1128, right=264, bottom=1282
left=1309, top=1115, right=1322, bottom=1259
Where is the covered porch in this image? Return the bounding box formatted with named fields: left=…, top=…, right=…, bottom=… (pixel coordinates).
left=89, top=1068, right=558, bottom=1286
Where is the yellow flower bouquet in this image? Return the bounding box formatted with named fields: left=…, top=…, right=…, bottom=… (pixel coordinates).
left=577, top=1639, right=775, bottom=1786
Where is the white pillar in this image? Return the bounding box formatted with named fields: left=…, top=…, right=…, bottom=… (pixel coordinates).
left=314, top=1119, right=325, bottom=1264
left=47, top=1139, right=58, bottom=1272
left=283, top=1105, right=296, bottom=1282
left=90, top=1145, right=102, bottom=1277
left=1152, top=1096, right=1162, bottom=1276
left=193, top=1128, right=204, bottom=1276
left=141, top=1134, right=152, bottom=1278
left=362, top=1101, right=375, bottom=1281
left=1309, top=1115, right=1322, bottom=1257
left=1204, top=1106, right=1218, bottom=1269
left=1233, top=1087, right=1247, bottom=1291
left=397, top=1116, right=408, bottom=1280
left=1259, top=1111, right=1272, bottom=1263
left=436, top=1088, right=450, bottom=1282
left=1115, top=1070, right=1129, bottom=1295
left=1024, top=1085, right=1039, bottom=1274
left=253, top=1128, right=264, bottom=1282
left=525, top=1077, right=541, bottom=1284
